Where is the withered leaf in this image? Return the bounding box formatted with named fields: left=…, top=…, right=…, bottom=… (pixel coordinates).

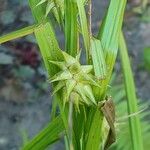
left=99, top=96, right=116, bottom=150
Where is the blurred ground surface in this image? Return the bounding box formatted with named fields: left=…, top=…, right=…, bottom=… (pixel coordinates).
left=0, top=0, right=150, bottom=150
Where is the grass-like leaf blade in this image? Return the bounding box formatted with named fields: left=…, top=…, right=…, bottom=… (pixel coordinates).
left=65, top=0, right=78, bottom=57
left=119, top=32, right=144, bottom=150
left=98, top=0, right=127, bottom=98
left=85, top=1, right=127, bottom=150
left=76, top=0, right=90, bottom=62
left=0, top=25, right=36, bottom=44
left=34, top=22, right=63, bottom=76
left=91, top=38, right=106, bottom=79
left=22, top=116, right=64, bottom=150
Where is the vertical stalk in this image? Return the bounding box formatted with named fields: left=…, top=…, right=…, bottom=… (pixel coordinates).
left=119, top=32, right=144, bottom=150
left=51, top=97, right=58, bottom=120
left=88, top=0, right=92, bottom=64
left=88, top=0, right=92, bottom=38
left=65, top=0, right=78, bottom=57
left=76, top=0, right=90, bottom=63
left=68, top=100, right=74, bottom=150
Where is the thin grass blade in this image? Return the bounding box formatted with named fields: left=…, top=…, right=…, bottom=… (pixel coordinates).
left=0, top=25, right=36, bottom=44
left=22, top=116, right=64, bottom=150
left=119, top=32, right=144, bottom=150
left=65, top=0, right=78, bottom=57
left=76, top=0, right=90, bottom=62
left=98, top=0, right=127, bottom=98
left=34, top=23, right=63, bottom=76
left=85, top=1, right=127, bottom=150
left=29, top=0, right=47, bottom=22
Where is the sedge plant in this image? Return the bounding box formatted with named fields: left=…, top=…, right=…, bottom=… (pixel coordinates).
left=0, top=0, right=145, bottom=150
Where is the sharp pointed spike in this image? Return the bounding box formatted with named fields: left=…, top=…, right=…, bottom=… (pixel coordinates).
left=76, top=50, right=82, bottom=61
left=81, top=65, right=93, bottom=73
left=83, top=74, right=101, bottom=87
left=49, top=60, right=66, bottom=70
left=62, top=51, right=77, bottom=65
left=50, top=70, right=72, bottom=82
left=75, top=84, right=91, bottom=105
left=66, top=80, right=76, bottom=99
left=83, top=85, right=97, bottom=105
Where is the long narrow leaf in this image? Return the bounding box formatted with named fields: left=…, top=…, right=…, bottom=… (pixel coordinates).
left=98, top=0, right=127, bottom=98
left=29, top=0, right=47, bottom=22
left=34, top=22, right=63, bottom=76
left=119, top=32, right=144, bottom=150
left=65, top=0, right=78, bottom=57
left=91, top=38, right=106, bottom=79
left=29, top=1, right=70, bottom=145
left=91, top=38, right=107, bottom=100
left=85, top=1, right=127, bottom=150
left=109, top=79, right=149, bottom=150
left=22, top=116, right=64, bottom=150
left=76, top=0, right=90, bottom=62
left=0, top=25, right=36, bottom=44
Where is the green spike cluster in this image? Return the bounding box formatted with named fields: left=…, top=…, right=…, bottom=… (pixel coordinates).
left=49, top=51, right=100, bottom=108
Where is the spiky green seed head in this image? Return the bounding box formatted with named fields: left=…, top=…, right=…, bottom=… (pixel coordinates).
left=49, top=51, right=101, bottom=108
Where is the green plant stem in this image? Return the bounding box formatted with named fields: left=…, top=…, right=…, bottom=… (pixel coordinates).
left=119, top=32, right=144, bottom=150
left=64, top=135, right=70, bottom=150
left=88, top=0, right=92, bottom=64
left=85, top=108, right=103, bottom=150
left=88, top=0, right=92, bottom=37
left=51, top=97, right=58, bottom=120
left=68, top=100, right=74, bottom=150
